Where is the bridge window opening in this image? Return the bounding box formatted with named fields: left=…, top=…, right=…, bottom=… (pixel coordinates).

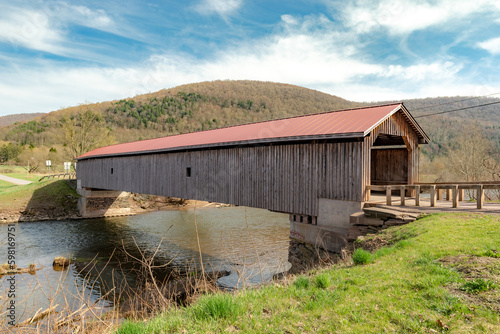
left=293, top=215, right=296, bottom=222
left=308, top=216, right=312, bottom=224
left=300, top=216, right=303, bottom=223
left=186, top=167, right=191, bottom=177
left=111, top=168, right=114, bottom=175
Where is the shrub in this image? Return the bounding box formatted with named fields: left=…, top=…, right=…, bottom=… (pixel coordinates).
left=352, top=248, right=373, bottom=265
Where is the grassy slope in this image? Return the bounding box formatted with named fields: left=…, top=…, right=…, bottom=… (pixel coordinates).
left=116, top=213, right=500, bottom=333
left=0, top=177, right=78, bottom=217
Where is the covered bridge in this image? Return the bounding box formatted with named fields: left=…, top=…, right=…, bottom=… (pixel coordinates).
left=77, top=102, right=428, bottom=251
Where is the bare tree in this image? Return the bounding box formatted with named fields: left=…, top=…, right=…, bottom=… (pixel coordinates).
left=61, top=110, right=115, bottom=160
left=448, top=125, right=493, bottom=182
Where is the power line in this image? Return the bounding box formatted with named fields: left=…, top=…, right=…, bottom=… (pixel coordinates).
left=409, top=91, right=500, bottom=112
left=414, top=100, right=500, bottom=118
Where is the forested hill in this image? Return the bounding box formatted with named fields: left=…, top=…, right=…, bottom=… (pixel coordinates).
left=0, top=81, right=361, bottom=147
left=0, top=113, right=46, bottom=127
left=105, top=80, right=360, bottom=136
left=0, top=80, right=498, bottom=161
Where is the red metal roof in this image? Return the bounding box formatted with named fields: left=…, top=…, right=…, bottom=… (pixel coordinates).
left=78, top=103, right=411, bottom=159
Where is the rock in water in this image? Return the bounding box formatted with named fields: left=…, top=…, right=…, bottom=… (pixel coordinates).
left=53, top=257, right=71, bottom=267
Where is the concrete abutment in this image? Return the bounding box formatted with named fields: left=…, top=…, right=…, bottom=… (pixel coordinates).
left=289, top=199, right=363, bottom=253
left=77, top=180, right=131, bottom=218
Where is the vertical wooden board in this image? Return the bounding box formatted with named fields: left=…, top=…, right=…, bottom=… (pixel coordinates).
left=282, top=145, right=287, bottom=212
left=333, top=144, right=338, bottom=199
left=305, top=144, right=314, bottom=215
left=288, top=145, right=292, bottom=212
left=349, top=142, right=353, bottom=200
left=293, top=145, right=302, bottom=213
left=340, top=143, right=345, bottom=200
left=333, top=144, right=337, bottom=199
left=329, top=144, right=334, bottom=199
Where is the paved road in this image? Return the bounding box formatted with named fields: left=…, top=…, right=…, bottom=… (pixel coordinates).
left=0, top=174, right=32, bottom=185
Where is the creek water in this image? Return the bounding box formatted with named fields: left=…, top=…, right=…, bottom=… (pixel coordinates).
left=0, top=207, right=290, bottom=324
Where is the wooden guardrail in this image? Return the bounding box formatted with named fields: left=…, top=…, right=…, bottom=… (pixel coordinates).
left=39, top=173, right=76, bottom=182
left=367, top=182, right=500, bottom=209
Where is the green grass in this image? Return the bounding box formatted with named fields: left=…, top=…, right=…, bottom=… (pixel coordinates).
left=115, top=213, right=500, bottom=333
left=0, top=179, right=16, bottom=190
left=482, top=249, right=500, bottom=258
left=0, top=164, right=52, bottom=182
left=293, top=276, right=309, bottom=289
left=352, top=248, right=373, bottom=265
left=460, top=279, right=497, bottom=294
left=191, top=293, right=244, bottom=321
left=5, top=173, right=40, bottom=182
left=0, top=179, right=78, bottom=215
left=313, top=273, right=331, bottom=289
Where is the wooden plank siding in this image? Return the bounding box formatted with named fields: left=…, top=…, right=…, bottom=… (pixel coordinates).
left=361, top=111, right=421, bottom=201
left=78, top=140, right=365, bottom=217
left=77, top=110, right=423, bottom=215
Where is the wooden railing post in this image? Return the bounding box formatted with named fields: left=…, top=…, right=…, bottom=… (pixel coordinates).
left=415, top=185, right=420, bottom=207
left=400, top=186, right=405, bottom=206
left=430, top=185, right=436, bottom=207
left=452, top=185, right=459, bottom=208
left=446, top=188, right=451, bottom=201
left=386, top=186, right=392, bottom=206
left=477, top=185, right=484, bottom=209
left=458, top=188, right=464, bottom=201
left=437, top=188, right=443, bottom=200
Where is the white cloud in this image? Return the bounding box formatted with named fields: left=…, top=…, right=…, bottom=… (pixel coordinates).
left=195, top=0, right=243, bottom=17
left=0, top=2, right=114, bottom=56
left=338, top=0, right=500, bottom=35
left=478, top=37, right=500, bottom=54
left=280, top=14, right=299, bottom=26
left=381, top=61, right=462, bottom=82
left=2, top=11, right=499, bottom=116
left=0, top=14, right=477, bottom=116
left=66, top=5, right=113, bottom=29
left=0, top=7, right=66, bottom=54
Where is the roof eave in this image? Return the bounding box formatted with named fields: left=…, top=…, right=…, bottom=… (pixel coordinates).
left=77, top=132, right=365, bottom=160
left=362, top=103, right=429, bottom=144
left=400, top=104, right=430, bottom=144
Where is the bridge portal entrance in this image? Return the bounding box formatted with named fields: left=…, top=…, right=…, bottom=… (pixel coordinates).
left=370, top=134, right=410, bottom=186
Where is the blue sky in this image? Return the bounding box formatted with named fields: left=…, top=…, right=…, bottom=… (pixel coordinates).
left=1, top=0, right=500, bottom=116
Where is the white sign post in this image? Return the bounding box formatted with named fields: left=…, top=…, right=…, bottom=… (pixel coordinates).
left=64, top=162, right=71, bottom=173
left=46, top=160, right=51, bottom=176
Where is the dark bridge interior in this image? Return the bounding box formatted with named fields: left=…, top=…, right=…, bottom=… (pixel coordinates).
left=371, top=134, right=409, bottom=186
